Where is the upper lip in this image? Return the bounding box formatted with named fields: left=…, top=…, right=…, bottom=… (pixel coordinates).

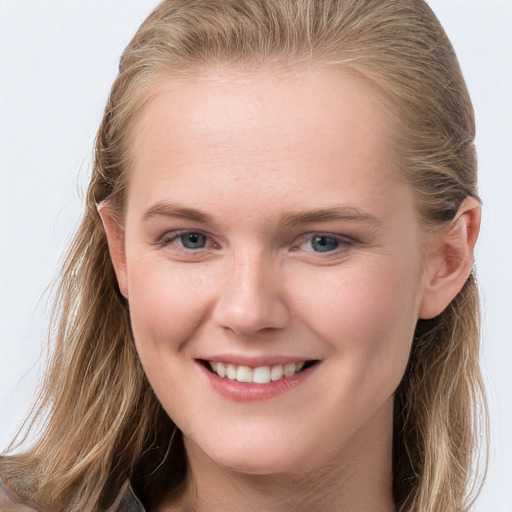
left=196, top=354, right=319, bottom=367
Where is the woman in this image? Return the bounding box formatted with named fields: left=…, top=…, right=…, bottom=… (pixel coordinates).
left=0, top=1, right=487, bottom=511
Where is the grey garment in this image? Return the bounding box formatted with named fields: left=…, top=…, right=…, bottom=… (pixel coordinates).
left=0, top=477, right=146, bottom=512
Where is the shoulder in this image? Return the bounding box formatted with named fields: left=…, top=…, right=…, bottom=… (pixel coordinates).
left=0, top=477, right=39, bottom=511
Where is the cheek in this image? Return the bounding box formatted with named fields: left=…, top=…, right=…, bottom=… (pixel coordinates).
left=125, top=260, right=217, bottom=419
left=291, top=260, right=421, bottom=384
left=126, top=259, right=212, bottom=356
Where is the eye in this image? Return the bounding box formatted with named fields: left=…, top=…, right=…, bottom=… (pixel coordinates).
left=180, top=232, right=207, bottom=249
left=156, top=230, right=214, bottom=252
left=309, top=235, right=340, bottom=253
left=297, top=233, right=351, bottom=254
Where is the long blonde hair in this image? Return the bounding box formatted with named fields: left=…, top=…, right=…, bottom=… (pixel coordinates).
left=0, top=1, right=487, bottom=511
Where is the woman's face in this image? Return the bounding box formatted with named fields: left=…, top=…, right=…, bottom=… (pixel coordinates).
left=113, top=69, right=431, bottom=475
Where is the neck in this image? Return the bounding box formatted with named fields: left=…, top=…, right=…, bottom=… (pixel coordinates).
left=161, top=400, right=396, bottom=512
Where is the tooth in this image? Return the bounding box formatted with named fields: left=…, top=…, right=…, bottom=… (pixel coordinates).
left=253, top=366, right=271, bottom=384
left=216, top=362, right=226, bottom=378
left=227, top=364, right=237, bottom=380
left=270, top=364, right=284, bottom=381
left=212, top=361, right=305, bottom=383
left=237, top=366, right=253, bottom=383
left=284, top=363, right=296, bottom=377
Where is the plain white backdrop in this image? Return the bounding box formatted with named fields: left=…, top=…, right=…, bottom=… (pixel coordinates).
left=1, top=1, right=511, bottom=509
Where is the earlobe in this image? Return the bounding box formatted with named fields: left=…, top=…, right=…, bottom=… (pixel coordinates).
left=97, top=202, right=129, bottom=299
left=418, top=197, right=481, bottom=319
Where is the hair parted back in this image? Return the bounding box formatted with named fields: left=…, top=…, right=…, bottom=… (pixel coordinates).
left=0, top=1, right=487, bottom=511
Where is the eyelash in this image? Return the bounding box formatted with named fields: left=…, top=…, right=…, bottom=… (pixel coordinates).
left=155, top=230, right=354, bottom=256
left=294, top=233, right=353, bottom=254
left=156, top=230, right=217, bottom=252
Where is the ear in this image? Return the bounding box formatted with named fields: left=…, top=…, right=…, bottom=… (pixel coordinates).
left=97, top=202, right=129, bottom=299
left=418, top=197, right=481, bottom=319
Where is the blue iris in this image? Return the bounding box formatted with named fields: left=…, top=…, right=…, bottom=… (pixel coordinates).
left=310, top=236, right=340, bottom=252
left=181, top=232, right=207, bottom=249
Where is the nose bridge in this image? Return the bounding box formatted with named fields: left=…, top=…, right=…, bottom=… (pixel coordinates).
left=213, top=246, right=289, bottom=335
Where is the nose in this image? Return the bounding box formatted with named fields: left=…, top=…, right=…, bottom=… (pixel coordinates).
left=212, top=249, right=290, bottom=337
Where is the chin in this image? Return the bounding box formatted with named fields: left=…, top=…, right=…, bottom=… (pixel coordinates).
left=185, top=431, right=318, bottom=477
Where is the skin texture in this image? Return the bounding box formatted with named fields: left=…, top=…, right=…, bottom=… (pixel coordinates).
left=101, top=68, right=480, bottom=512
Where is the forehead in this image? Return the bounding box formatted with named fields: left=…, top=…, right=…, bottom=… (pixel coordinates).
left=127, top=68, right=405, bottom=218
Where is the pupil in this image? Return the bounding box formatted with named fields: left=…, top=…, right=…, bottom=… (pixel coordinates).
left=181, top=233, right=206, bottom=249
left=311, top=236, right=339, bottom=252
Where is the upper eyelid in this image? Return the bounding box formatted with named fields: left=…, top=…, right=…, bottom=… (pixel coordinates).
left=300, top=232, right=351, bottom=239
left=157, top=228, right=209, bottom=240
left=296, top=232, right=353, bottom=244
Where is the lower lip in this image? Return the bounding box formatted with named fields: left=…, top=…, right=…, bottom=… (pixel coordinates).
left=198, top=362, right=318, bottom=402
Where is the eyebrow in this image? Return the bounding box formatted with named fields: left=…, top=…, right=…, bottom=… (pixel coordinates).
left=142, top=201, right=381, bottom=228
left=277, top=207, right=382, bottom=229
left=142, top=201, right=214, bottom=223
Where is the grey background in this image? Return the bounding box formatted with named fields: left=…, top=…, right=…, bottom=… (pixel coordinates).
left=1, top=1, right=511, bottom=509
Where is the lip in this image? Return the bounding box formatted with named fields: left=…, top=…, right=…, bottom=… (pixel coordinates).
left=196, top=358, right=320, bottom=402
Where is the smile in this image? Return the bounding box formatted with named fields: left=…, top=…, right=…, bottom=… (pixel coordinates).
left=205, top=360, right=316, bottom=384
